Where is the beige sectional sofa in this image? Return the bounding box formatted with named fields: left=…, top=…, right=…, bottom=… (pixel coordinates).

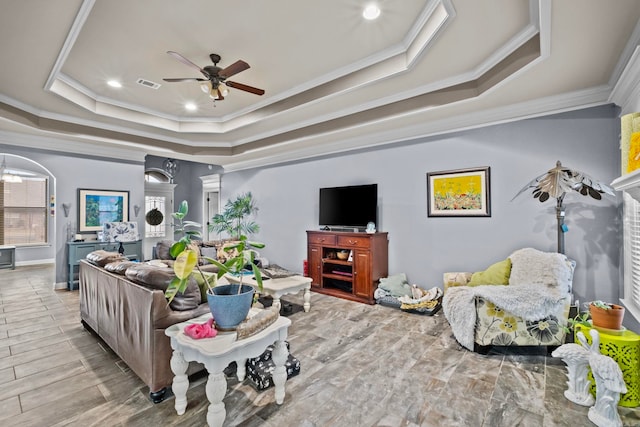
left=79, top=258, right=210, bottom=402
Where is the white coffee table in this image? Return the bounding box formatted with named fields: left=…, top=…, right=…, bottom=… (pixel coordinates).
left=165, top=310, right=291, bottom=427
left=225, top=274, right=312, bottom=313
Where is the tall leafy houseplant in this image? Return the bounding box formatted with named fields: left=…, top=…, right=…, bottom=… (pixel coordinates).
left=209, top=192, right=259, bottom=240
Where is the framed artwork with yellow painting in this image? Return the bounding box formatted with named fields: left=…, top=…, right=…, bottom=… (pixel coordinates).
left=427, top=167, right=491, bottom=217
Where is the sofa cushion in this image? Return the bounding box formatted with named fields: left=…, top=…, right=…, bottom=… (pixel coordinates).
left=86, top=250, right=127, bottom=267
left=155, top=240, right=175, bottom=260
left=104, top=260, right=139, bottom=275
left=124, top=264, right=201, bottom=311
left=468, top=258, right=511, bottom=286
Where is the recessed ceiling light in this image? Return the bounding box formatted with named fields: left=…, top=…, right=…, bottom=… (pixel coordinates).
left=363, top=4, right=381, bottom=20
left=107, top=80, right=122, bottom=88
left=184, top=102, right=197, bottom=111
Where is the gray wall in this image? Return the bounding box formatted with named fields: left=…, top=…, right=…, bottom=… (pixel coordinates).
left=0, top=105, right=628, bottom=328
left=0, top=142, right=145, bottom=285
left=145, top=155, right=223, bottom=239
left=220, top=105, right=624, bottom=323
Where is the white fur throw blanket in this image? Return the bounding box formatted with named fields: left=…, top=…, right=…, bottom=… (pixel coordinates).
left=442, top=248, right=574, bottom=351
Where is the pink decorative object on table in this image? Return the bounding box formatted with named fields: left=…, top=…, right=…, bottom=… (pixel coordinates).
left=184, top=318, right=217, bottom=339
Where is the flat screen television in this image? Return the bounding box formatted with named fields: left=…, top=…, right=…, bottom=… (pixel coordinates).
left=319, top=184, right=377, bottom=229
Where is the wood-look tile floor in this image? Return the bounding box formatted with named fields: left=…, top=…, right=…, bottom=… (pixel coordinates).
left=1, top=265, right=640, bottom=426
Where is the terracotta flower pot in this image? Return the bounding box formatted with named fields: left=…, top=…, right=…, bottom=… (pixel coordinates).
left=589, top=302, right=625, bottom=330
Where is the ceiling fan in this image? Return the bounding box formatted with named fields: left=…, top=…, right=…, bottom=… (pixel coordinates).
left=163, top=51, right=265, bottom=101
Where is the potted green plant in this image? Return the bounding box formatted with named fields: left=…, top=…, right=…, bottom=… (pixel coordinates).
left=209, top=192, right=260, bottom=240
left=164, top=200, right=265, bottom=331
left=589, top=300, right=625, bottom=330
left=203, top=235, right=265, bottom=330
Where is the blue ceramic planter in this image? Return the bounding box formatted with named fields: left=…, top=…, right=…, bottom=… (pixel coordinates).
left=206, top=284, right=254, bottom=330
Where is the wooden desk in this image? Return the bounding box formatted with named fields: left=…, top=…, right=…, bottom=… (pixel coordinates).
left=165, top=310, right=291, bottom=427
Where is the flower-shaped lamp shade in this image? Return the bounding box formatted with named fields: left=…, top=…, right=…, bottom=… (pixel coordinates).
left=512, top=161, right=616, bottom=254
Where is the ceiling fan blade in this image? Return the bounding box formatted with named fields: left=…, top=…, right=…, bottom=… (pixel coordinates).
left=163, top=78, right=207, bottom=82
left=225, top=80, right=265, bottom=95
left=219, top=60, right=250, bottom=79
left=215, top=88, right=224, bottom=101
left=167, top=51, right=209, bottom=77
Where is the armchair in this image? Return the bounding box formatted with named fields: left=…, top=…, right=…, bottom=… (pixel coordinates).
left=442, top=248, right=575, bottom=353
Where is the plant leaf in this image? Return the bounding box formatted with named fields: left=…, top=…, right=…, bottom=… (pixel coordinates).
left=165, top=276, right=186, bottom=304
left=251, top=263, right=263, bottom=292
left=173, top=249, right=198, bottom=280
left=169, top=241, right=186, bottom=258
left=178, top=200, right=188, bottom=215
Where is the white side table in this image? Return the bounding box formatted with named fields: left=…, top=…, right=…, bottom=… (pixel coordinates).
left=165, top=310, right=291, bottom=427
left=226, top=274, right=312, bottom=313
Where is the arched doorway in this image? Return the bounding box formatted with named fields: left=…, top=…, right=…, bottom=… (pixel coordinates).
left=144, top=169, right=175, bottom=259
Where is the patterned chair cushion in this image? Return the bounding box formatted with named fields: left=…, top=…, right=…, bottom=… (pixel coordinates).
left=474, top=296, right=570, bottom=346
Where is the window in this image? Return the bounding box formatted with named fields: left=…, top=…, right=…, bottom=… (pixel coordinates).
left=145, top=195, right=167, bottom=238
left=622, top=192, right=640, bottom=322
left=0, top=178, right=48, bottom=245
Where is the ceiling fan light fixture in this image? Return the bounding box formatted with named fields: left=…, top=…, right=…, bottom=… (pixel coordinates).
left=363, top=4, right=381, bottom=20
left=220, top=84, right=229, bottom=97
left=200, top=82, right=210, bottom=93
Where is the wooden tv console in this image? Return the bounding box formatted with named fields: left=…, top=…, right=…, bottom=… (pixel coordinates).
left=306, top=230, right=388, bottom=304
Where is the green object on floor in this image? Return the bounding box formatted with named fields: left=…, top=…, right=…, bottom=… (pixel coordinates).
left=575, top=323, right=640, bottom=407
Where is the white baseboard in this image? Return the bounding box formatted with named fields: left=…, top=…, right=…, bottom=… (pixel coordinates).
left=54, top=282, right=68, bottom=290
left=16, top=259, right=55, bottom=267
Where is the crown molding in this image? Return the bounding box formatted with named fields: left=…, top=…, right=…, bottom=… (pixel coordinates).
left=221, top=85, right=611, bottom=172
left=0, top=129, right=146, bottom=162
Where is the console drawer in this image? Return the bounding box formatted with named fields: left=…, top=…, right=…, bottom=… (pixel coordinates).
left=337, top=236, right=370, bottom=249
left=308, top=233, right=336, bottom=245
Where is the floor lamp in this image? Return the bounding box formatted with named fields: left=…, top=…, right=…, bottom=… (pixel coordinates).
left=512, top=161, right=615, bottom=254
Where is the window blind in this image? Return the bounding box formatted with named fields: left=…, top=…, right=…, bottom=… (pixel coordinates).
left=627, top=193, right=640, bottom=310
left=0, top=178, right=48, bottom=245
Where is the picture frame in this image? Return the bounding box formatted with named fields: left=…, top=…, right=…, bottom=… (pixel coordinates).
left=426, top=167, right=491, bottom=217
left=78, top=189, right=129, bottom=232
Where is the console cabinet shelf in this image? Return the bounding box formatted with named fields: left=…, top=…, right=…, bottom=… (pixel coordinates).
left=307, top=231, right=388, bottom=304
left=67, top=240, right=142, bottom=290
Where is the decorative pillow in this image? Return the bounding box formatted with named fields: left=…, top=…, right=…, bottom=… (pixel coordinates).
left=104, top=260, right=139, bottom=275
left=193, top=270, right=216, bottom=301
left=200, top=246, right=218, bottom=260
left=443, top=272, right=473, bottom=291
left=154, top=240, right=175, bottom=260
left=468, top=258, right=511, bottom=286
left=217, top=242, right=240, bottom=264
left=86, top=250, right=126, bottom=267
left=508, top=247, right=574, bottom=295
left=378, top=273, right=412, bottom=298
left=124, top=264, right=201, bottom=311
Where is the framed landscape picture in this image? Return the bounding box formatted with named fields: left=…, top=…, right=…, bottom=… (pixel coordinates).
left=426, top=167, right=491, bottom=217
left=78, top=189, right=129, bottom=232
